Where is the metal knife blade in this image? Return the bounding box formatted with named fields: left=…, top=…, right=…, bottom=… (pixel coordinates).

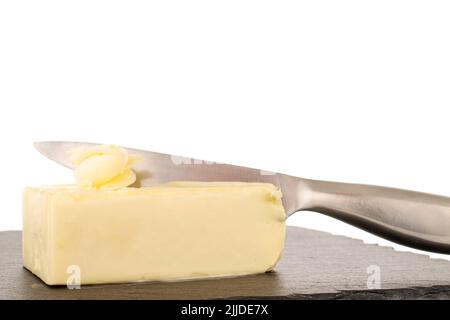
left=32, top=141, right=450, bottom=253
left=33, top=141, right=300, bottom=214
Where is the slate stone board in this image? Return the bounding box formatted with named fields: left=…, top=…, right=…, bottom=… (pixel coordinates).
left=1, top=226, right=450, bottom=300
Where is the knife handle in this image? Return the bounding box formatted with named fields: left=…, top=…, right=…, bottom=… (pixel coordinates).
left=294, top=178, right=450, bottom=254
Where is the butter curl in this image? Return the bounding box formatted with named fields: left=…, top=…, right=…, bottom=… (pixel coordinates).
left=69, top=145, right=140, bottom=190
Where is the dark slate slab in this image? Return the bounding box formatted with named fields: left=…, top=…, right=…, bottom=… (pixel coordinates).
left=1, top=227, right=450, bottom=299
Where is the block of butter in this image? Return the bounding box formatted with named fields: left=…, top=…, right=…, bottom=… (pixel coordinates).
left=23, top=182, right=286, bottom=285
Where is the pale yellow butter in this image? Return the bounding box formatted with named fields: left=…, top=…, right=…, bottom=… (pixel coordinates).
left=68, top=144, right=140, bottom=190
left=23, top=182, right=286, bottom=285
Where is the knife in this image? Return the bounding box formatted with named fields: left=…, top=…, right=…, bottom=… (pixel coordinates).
left=34, top=141, right=450, bottom=254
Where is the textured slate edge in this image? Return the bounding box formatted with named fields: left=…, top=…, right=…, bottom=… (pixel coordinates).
left=229, top=285, right=450, bottom=300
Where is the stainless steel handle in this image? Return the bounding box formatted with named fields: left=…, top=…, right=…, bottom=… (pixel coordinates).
left=290, top=178, right=450, bottom=254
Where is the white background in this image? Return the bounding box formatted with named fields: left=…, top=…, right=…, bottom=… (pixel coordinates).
left=1, top=1, right=450, bottom=260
